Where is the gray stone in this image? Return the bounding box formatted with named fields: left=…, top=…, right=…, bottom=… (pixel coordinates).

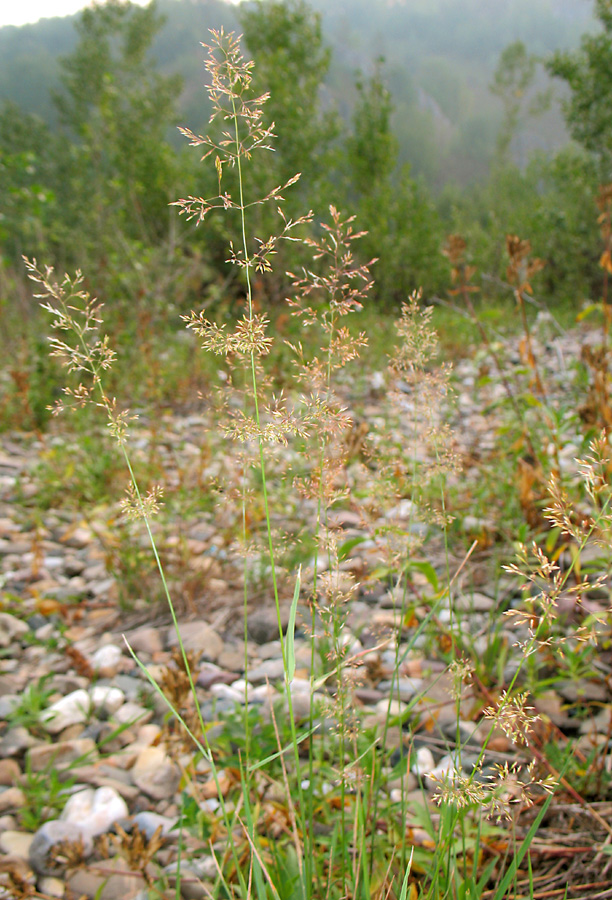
left=0, top=694, right=20, bottom=718
left=67, top=855, right=148, bottom=900
left=247, top=609, right=288, bottom=645
left=125, top=626, right=163, bottom=656
left=29, top=821, right=93, bottom=876
left=378, top=678, right=423, bottom=701
left=90, top=643, right=123, bottom=675
left=112, top=701, right=153, bottom=727
left=453, top=592, right=496, bottom=612
left=62, top=526, right=93, bottom=549
left=374, top=698, right=408, bottom=724
left=247, top=658, right=286, bottom=684
left=165, top=857, right=216, bottom=900
left=110, top=674, right=144, bottom=701
left=0, top=758, right=21, bottom=785
left=197, top=664, right=238, bottom=690
left=167, top=621, right=223, bottom=661
left=0, top=786, right=25, bottom=811
left=410, top=747, right=436, bottom=777
left=0, top=612, right=29, bottom=647
left=131, top=747, right=180, bottom=800
left=0, top=725, right=39, bottom=756
left=29, top=739, right=97, bottom=774
left=132, top=811, right=179, bottom=841
left=90, top=685, right=125, bottom=715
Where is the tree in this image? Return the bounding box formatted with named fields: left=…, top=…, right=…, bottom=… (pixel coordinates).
left=547, top=0, right=612, bottom=179
left=0, top=103, right=60, bottom=263
left=239, top=0, right=339, bottom=218
left=55, top=0, right=183, bottom=252
left=346, top=64, right=446, bottom=305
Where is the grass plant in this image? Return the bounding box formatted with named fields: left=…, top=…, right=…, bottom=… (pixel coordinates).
left=20, top=26, right=612, bottom=900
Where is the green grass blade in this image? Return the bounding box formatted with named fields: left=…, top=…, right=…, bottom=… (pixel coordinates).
left=286, top=564, right=301, bottom=683
left=398, top=848, right=414, bottom=900
left=491, top=789, right=556, bottom=900
left=247, top=723, right=318, bottom=772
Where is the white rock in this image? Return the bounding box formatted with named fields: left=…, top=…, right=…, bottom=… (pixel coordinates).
left=228, top=679, right=274, bottom=702
left=289, top=677, right=312, bottom=696
left=41, top=690, right=92, bottom=734
left=37, top=876, right=65, bottom=898
left=411, top=747, right=436, bottom=777
left=61, top=786, right=128, bottom=839
left=112, top=701, right=153, bottom=727
left=90, top=685, right=125, bottom=715
left=0, top=830, right=34, bottom=858
left=425, top=754, right=463, bottom=791
left=90, top=644, right=123, bottom=674
left=375, top=698, right=407, bottom=723
left=210, top=683, right=243, bottom=702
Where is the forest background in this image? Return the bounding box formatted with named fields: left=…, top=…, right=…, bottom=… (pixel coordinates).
left=5, top=3, right=612, bottom=896
left=1, top=0, right=610, bottom=429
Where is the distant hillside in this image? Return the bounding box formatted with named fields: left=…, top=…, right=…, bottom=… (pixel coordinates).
left=0, top=0, right=596, bottom=187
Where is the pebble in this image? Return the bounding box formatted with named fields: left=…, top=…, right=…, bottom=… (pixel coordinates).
left=90, top=685, right=125, bottom=715
left=27, top=737, right=98, bottom=771
left=0, top=786, right=26, bottom=812
left=67, top=855, right=148, bottom=900
left=0, top=758, right=21, bottom=785
left=61, top=786, right=129, bottom=839
left=90, top=643, right=123, bottom=676
left=374, top=698, right=408, bottom=723
left=247, top=658, right=286, bottom=684
left=411, top=747, right=436, bottom=777
left=38, top=876, right=66, bottom=898
left=131, top=746, right=181, bottom=800
left=378, top=678, right=423, bottom=701
left=0, top=830, right=34, bottom=858
left=452, top=592, right=496, bottom=612
left=0, top=612, right=30, bottom=647
left=125, top=626, right=163, bottom=656
left=41, top=690, right=92, bottom=734
left=0, top=724, right=39, bottom=756
left=197, top=663, right=238, bottom=689
left=247, top=608, right=287, bottom=644
left=29, top=821, right=94, bottom=876
left=0, top=332, right=609, bottom=897
left=131, top=810, right=179, bottom=840
left=0, top=693, right=19, bottom=718
left=425, top=753, right=464, bottom=791
left=112, top=701, right=153, bottom=727
left=167, top=620, right=224, bottom=660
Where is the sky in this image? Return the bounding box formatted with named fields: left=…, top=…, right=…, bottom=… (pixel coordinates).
left=0, top=0, right=240, bottom=29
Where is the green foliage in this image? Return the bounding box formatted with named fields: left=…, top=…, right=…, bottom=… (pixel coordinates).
left=0, top=103, right=61, bottom=263
left=490, top=40, right=541, bottom=162
left=240, top=0, right=338, bottom=215
left=347, top=63, right=448, bottom=304
left=54, top=0, right=183, bottom=255
left=548, top=0, right=612, bottom=178
left=20, top=762, right=76, bottom=831
left=445, top=147, right=601, bottom=305
left=6, top=675, right=54, bottom=737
